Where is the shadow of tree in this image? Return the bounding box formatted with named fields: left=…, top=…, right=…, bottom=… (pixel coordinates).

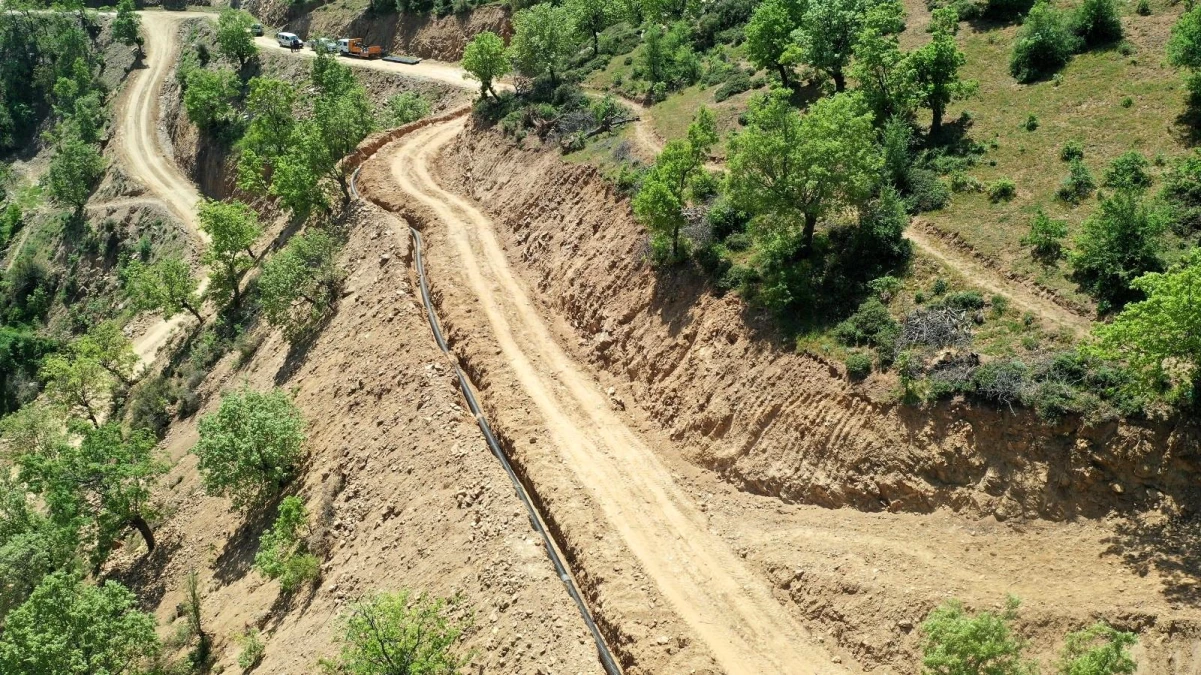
left=212, top=501, right=277, bottom=586
left=107, top=536, right=183, bottom=610
left=1103, top=506, right=1201, bottom=605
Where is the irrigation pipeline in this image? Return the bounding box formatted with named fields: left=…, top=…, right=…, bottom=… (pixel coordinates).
left=350, top=166, right=624, bottom=675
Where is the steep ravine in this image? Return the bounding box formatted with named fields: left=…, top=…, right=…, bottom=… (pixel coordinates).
left=435, top=123, right=1201, bottom=525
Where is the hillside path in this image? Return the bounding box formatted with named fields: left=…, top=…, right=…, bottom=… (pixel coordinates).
left=378, top=116, right=850, bottom=675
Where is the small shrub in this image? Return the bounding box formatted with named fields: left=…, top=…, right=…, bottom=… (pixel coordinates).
left=932, top=278, right=949, bottom=296
left=1120, top=96, right=1133, bottom=108
left=845, top=351, right=874, bottom=380
left=255, top=496, right=320, bottom=593
left=1118, top=40, right=1136, bottom=56
left=1103, top=150, right=1152, bottom=192
left=988, top=178, right=1017, bottom=202
left=237, top=629, right=265, bottom=670
left=905, top=169, right=951, bottom=213
left=321, top=591, right=468, bottom=675
left=385, top=92, right=431, bottom=127
left=1023, top=114, right=1039, bottom=131
left=945, top=290, right=985, bottom=310
left=1021, top=208, right=1069, bottom=262
left=972, top=360, right=1030, bottom=406
left=1057, top=158, right=1096, bottom=203
left=1058, top=623, right=1138, bottom=675
left=1010, top=1, right=1080, bottom=83
left=922, top=596, right=1035, bottom=675
left=833, top=298, right=900, bottom=349
left=1073, top=0, right=1124, bottom=48
left=990, top=294, right=1009, bottom=317
left=950, top=171, right=984, bottom=193
left=1136, top=0, right=1150, bottom=15
left=1060, top=139, right=1084, bottom=161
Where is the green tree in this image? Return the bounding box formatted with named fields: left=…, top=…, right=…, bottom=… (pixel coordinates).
left=1073, top=0, right=1123, bottom=49
left=237, top=77, right=297, bottom=195
left=198, top=198, right=261, bottom=311
left=909, top=7, right=976, bottom=136
left=787, top=0, right=880, bottom=92
left=254, top=496, right=319, bottom=592
left=320, top=590, right=468, bottom=675
left=0, top=474, right=77, bottom=622
left=259, top=229, right=344, bottom=340
left=508, top=3, right=576, bottom=86
left=111, top=0, right=142, bottom=58
left=123, top=257, right=204, bottom=323
left=194, top=385, right=305, bottom=512
left=385, top=92, right=430, bottom=126
left=0, top=571, right=160, bottom=675
left=1070, top=191, right=1166, bottom=312
left=850, top=0, right=916, bottom=122
left=1088, top=250, right=1201, bottom=404
left=745, top=0, right=808, bottom=88
left=43, top=133, right=103, bottom=216
left=39, top=351, right=111, bottom=427
left=1168, top=5, right=1201, bottom=70
left=18, top=423, right=165, bottom=561
left=74, top=321, right=138, bottom=386
left=727, top=89, right=881, bottom=256
left=568, top=0, right=616, bottom=56
left=183, top=68, right=240, bottom=131
left=1057, top=623, right=1138, bottom=675
left=921, top=596, right=1037, bottom=675
left=633, top=108, right=717, bottom=262
left=1021, top=208, right=1068, bottom=263
left=1103, top=151, right=1152, bottom=192
left=1010, top=1, right=1079, bottom=83
left=216, top=9, right=258, bottom=68
left=461, top=31, right=511, bottom=100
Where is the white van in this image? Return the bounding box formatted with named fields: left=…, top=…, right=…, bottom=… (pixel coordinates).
left=276, top=32, right=303, bottom=49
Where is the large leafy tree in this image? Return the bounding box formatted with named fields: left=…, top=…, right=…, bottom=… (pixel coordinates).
left=1168, top=5, right=1201, bottom=70
left=1009, top=0, right=1078, bottom=83
left=38, top=351, right=111, bottom=427
left=216, top=9, right=258, bottom=68
left=123, top=257, right=204, bottom=323
left=111, top=0, right=142, bottom=58
left=568, top=0, right=617, bottom=57
left=632, top=108, right=717, bottom=262
left=43, top=132, right=103, bottom=216
left=74, top=321, right=138, bottom=387
left=909, top=7, right=976, bottom=136
left=183, top=68, right=240, bottom=131
left=787, top=0, right=883, bottom=92
left=1088, top=250, right=1201, bottom=405
left=237, top=77, right=297, bottom=194
left=259, top=229, right=344, bottom=340
left=0, top=571, right=160, bottom=675
left=198, top=198, right=261, bottom=311
left=0, top=474, right=77, bottom=623
left=194, top=385, right=306, bottom=512
left=745, top=0, right=808, bottom=88
left=727, top=89, right=881, bottom=256
left=461, top=32, right=511, bottom=100
left=1070, top=190, right=1166, bottom=313
left=508, top=3, right=576, bottom=86
left=850, top=0, right=914, bottom=122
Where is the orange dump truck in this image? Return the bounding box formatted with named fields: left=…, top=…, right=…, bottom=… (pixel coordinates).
left=337, top=38, right=382, bottom=59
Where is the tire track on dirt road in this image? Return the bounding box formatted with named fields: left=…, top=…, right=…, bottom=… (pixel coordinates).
left=375, top=117, right=849, bottom=675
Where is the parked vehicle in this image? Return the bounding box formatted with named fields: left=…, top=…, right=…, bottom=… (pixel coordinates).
left=337, top=37, right=382, bottom=59
left=309, top=37, right=337, bottom=53
left=276, top=32, right=303, bottom=49
left=249, top=23, right=264, bottom=36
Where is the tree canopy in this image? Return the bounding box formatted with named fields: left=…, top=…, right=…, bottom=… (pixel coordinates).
left=745, top=0, right=807, bottom=87
left=259, top=228, right=344, bottom=340
left=216, top=9, right=258, bottom=68
left=123, top=257, right=204, bottom=323
left=198, top=198, right=261, bottom=311
left=632, top=108, right=717, bottom=262
left=462, top=31, right=511, bottom=100
left=910, top=7, right=976, bottom=135
left=194, top=385, right=306, bottom=512
left=509, top=3, right=576, bottom=86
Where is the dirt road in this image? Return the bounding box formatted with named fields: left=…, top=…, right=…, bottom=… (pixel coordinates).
left=380, top=117, right=848, bottom=675
left=116, top=12, right=209, bottom=368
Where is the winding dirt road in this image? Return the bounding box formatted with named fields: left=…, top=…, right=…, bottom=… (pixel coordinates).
left=377, top=117, right=848, bottom=675
left=117, top=12, right=208, bottom=368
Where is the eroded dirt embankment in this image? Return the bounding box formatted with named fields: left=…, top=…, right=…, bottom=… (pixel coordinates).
left=434, top=123, right=1201, bottom=524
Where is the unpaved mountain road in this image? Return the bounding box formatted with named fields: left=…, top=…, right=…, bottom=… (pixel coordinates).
left=381, top=117, right=848, bottom=675
left=117, top=12, right=209, bottom=369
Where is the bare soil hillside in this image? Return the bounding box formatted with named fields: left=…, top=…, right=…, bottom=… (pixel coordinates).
left=107, top=200, right=605, bottom=675
left=436, top=124, right=1201, bottom=525
left=347, top=120, right=1201, bottom=672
